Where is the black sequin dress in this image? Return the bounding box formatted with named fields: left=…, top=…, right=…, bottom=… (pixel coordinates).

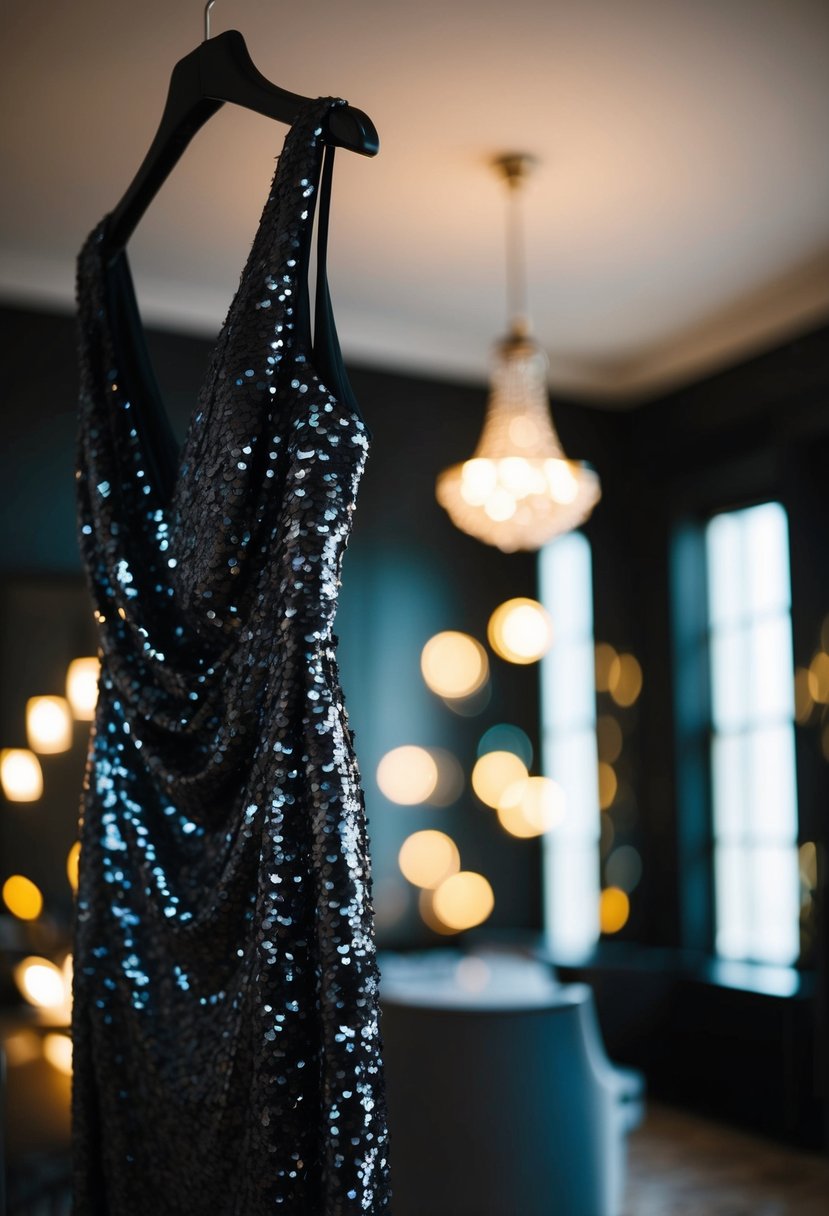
left=72, top=97, right=392, bottom=1214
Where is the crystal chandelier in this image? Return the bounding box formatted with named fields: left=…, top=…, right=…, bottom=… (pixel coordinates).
left=436, top=154, right=600, bottom=552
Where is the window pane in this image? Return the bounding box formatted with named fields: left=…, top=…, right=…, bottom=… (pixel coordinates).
left=710, top=626, right=750, bottom=731
left=539, top=531, right=593, bottom=641
left=748, top=845, right=800, bottom=965
left=544, top=729, right=600, bottom=843
left=540, top=531, right=599, bottom=958
left=705, top=501, right=799, bottom=968
left=746, top=502, right=791, bottom=617
left=543, top=842, right=600, bottom=960
left=750, top=616, right=794, bottom=722
left=542, top=640, right=596, bottom=731
left=711, top=733, right=747, bottom=843
left=748, top=725, right=798, bottom=843
left=707, top=512, right=745, bottom=628
left=714, top=844, right=750, bottom=960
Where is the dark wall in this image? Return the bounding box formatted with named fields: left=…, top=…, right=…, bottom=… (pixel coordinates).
left=3, top=299, right=829, bottom=1144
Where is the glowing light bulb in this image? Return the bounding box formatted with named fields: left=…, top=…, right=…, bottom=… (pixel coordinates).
left=484, top=489, right=516, bottom=522
left=421, top=632, right=488, bottom=699
left=0, top=749, right=43, bottom=801
left=14, top=956, right=66, bottom=1010
left=488, top=598, right=553, bottom=664
left=43, top=1032, right=73, bottom=1075
left=498, top=457, right=533, bottom=497
left=599, top=887, right=630, bottom=934
left=471, top=750, right=528, bottom=808
left=598, top=762, right=618, bottom=809
left=544, top=458, right=579, bottom=504
left=26, top=696, right=72, bottom=753
left=398, top=830, right=461, bottom=889
left=608, top=654, right=643, bottom=707
left=432, top=871, right=495, bottom=931
left=376, top=746, right=438, bottom=805
left=460, top=459, right=497, bottom=506
left=67, top=841, right=81, bottom=892
left=2, top=874, right=43, bottom=920
left=66, top=656, right=100, bottom=720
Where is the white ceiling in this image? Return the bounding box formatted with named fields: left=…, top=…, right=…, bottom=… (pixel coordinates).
left=2, top=0, right=829, bottom=403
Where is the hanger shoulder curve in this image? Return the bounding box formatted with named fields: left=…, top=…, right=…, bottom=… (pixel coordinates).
left=103, top=29, right=378, bottom=257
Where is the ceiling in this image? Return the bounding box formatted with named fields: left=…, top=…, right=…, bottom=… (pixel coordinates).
left=2, top=0, right=829, bottom=403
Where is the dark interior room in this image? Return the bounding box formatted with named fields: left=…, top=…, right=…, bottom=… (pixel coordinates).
left=2, top=2, right=829, bottom=1213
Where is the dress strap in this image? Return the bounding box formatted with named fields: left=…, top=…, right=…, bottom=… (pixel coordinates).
left=296, top=136, right=361, bottom=415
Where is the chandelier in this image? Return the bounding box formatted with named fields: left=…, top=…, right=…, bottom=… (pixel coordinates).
left=436, top=154, right=601, bottom=552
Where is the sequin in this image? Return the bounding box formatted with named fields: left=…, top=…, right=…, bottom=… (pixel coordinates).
left=72, top=96, right=391, bottom=1214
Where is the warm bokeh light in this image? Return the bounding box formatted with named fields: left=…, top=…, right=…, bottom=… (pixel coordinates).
left=0, top=748, right=44, bottom=801
left=14, top=956, right=67, bottom=1010
left=608, top=654, right=643, bottom=707
left=26, top=695, right=73, bottom=753
left=67, top=841, right=81, bottom=891
left=598, top=761, right=618, bottom=810
left=450, top=457, right=584, bottom=522
left=477, top=723, right=533, bottom=768
left=599, top=886, right=630, bottom=934
left=496, top=776, right=565, bottom=837
left=471, top=750, right=528, bottom=808
left=43, top=1032, right=73, bottom=1075
left=66, top=656, right=100, bottom=720
left=594, top=643, right=618, bottom=692
left=417, top=888, right=461, bottom=935
left=420, top=631, right=489, bottom=699
left=398, top=830, right=461, bottom=889
left=794, top=667, right=815, bottom=724
left=596, top=715, right=623, bottom=763
left=2, top=873, right=43, bottom=920
left=376, top=746, right=439, bottom=805
left=809, top=652, right=829, bottom=703
left=488, top=598, right=553, bottom=664
left=432, top=871, right=495, bottom=931
left=605, top=846, right=643, bottom=894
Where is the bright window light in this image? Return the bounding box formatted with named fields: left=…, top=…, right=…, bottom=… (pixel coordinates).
left=539, top=531, right=600, bottom=958
left=705, top=502, right=800, bottom=965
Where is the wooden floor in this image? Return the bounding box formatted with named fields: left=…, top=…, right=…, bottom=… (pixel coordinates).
left=623, top=1103, right=829, bottom=1215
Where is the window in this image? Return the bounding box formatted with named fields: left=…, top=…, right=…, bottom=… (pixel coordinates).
left=705, top=501, right=800, bottom=965
left=539, top=531, right=600, bottom=958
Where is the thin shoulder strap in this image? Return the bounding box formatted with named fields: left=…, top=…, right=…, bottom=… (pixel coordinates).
left=312, top=144, right=361, bottom=414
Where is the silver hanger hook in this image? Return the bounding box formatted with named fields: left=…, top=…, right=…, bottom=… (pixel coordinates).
left=204, top=1, right=216, bottom=40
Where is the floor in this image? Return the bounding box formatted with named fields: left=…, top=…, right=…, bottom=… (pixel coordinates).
left=623, top=1103, right=829, bottom=1216
left=6, top=1104, right=828, bottom=1214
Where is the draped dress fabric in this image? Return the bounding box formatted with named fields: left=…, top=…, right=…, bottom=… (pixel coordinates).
left=72, top=97, right=392, bottom=1214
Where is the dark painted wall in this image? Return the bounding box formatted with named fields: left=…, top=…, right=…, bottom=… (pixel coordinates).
left=3, top=299, right=829, bottom=1145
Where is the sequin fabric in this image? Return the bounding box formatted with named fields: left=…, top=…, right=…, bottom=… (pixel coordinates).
left=72, top=97, right=392, bottom=1214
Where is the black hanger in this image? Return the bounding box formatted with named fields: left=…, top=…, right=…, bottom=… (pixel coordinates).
left=104, top=24, right=379, bottom=257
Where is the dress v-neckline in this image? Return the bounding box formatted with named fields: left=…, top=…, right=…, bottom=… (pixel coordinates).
left=95, top=97, right=336, bottom=508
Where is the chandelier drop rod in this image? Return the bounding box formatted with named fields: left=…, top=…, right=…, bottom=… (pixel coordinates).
left=493, top=153, right=538, bottom=339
